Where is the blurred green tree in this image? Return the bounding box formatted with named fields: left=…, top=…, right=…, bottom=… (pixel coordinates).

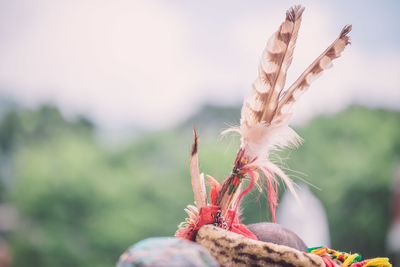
left=1, top=104, right=398, bottom=266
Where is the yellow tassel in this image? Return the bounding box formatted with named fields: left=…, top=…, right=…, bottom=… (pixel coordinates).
left=363, top=257, right=391, bottom=267
left=343, top=253, right=359, bottom=266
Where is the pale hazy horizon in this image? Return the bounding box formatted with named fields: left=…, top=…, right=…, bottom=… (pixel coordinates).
left=0, top=0, right=399, bottom=130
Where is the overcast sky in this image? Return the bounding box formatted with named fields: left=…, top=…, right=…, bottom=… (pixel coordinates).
left=0, top=0, right=399, bottom=130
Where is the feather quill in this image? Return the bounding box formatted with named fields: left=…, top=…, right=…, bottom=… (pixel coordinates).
left=190, top=129, right=207, bottom=209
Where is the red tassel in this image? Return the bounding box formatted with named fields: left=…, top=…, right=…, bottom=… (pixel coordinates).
left=176, top=205, right=258, bottom=241
left=232, top=169, right=258, bottom=211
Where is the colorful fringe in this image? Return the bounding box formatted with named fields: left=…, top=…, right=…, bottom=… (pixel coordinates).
left=175, top=205, right=258, bottom=241
left=308, top=246, right=391, bottom=267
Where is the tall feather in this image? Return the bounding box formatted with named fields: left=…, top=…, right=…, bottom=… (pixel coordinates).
left=190, top=129, right=206, bottom=209
left=273, top=25, right=352, bottom=125
left=218, top=6, right=351, bottom=220
left=242, top=5, right=304, bottom=127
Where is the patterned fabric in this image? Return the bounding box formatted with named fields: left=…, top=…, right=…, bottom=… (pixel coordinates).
left=116, top=237, right=219, bottom=267
left=196, top=225, right=326, bottom=267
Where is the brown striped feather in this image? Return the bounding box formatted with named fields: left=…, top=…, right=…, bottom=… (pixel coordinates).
left=273, top=25, right=352, bottom=124
left=241, top=5, right=305, bottom=126
left=261, top=5, right=305, bottom=123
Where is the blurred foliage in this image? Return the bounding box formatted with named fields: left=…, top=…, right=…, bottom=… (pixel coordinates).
left=288, top=108, right=400, bottom=257
left=0, top=104, right=399, bottom=266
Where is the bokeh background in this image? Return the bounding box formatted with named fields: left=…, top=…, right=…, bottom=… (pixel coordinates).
left=0, top=0, right=399, bottom=266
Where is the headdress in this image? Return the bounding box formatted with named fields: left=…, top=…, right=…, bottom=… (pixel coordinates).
left=176, top=5, right=352, bottom=241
